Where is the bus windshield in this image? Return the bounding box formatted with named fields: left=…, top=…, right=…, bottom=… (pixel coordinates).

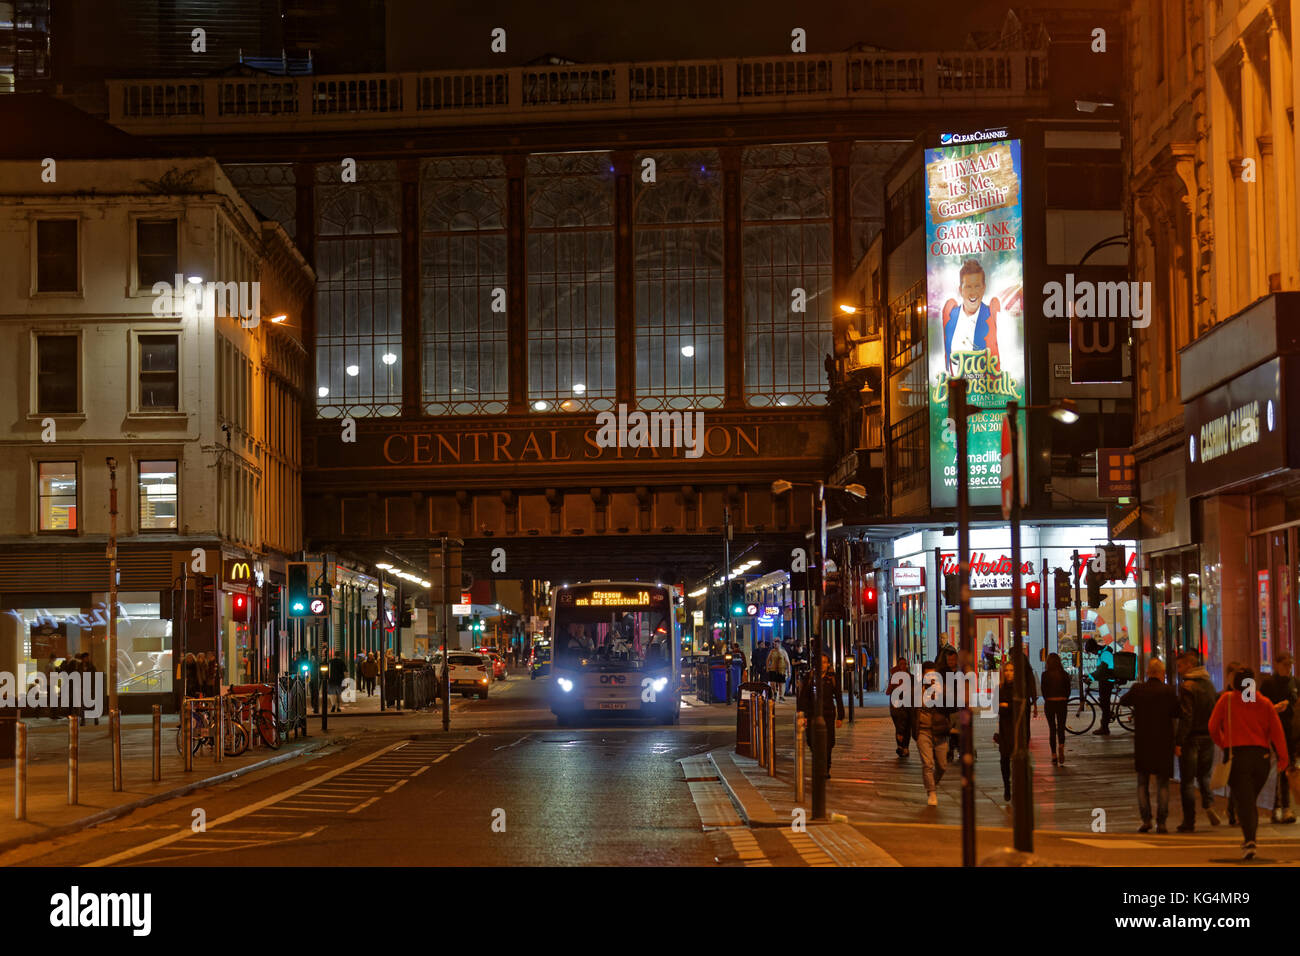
left=553, top=585, right=672, bottom=671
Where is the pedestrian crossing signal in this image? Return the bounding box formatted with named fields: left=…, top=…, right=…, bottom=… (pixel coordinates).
left=232, top=593, right=248, bottom=622
left=1025, top=580, right=1041, bottom=610
left=287, top=562, right=310, bottom=617
left=1053, top=569, right=1072, bottom=607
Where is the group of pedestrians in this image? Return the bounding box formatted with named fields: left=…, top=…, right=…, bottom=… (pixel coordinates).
left=180, top=651, right=222, bottom=699
left=885, top=645, right=1296, bottom=860
left=36, top=651, right=101, bottom=724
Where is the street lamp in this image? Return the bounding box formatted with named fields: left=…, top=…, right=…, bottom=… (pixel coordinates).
left=948, top=390, right=1078, bottom=856
left=770, top=477, right=866, bottom=820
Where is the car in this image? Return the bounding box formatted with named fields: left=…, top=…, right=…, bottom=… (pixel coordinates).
left=472, top=648, right=508, bottom=680
left=432, top=651, right=491, bottom=699
left=529, top=646, right=551, bottom=679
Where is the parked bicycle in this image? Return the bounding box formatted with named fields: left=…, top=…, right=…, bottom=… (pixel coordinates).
left=1064, top=676, right=1134, bottom=735
left=175, top=695, right=250, bottom=756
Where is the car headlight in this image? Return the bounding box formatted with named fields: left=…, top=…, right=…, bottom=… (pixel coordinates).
left=652, top=677, right=668, bottom=693
left=557, top=678, right=574, bottom=693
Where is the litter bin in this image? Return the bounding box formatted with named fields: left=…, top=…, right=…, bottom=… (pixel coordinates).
left=735, top=682, right=772, bottom=757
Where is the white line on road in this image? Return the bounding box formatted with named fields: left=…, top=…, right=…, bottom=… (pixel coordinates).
left=385, top=780, right=409, bottom=793
left=348, top=797, right=380, bottom=814
left=411, top=766, right=430, bottom=776
left=84, top=740, right=407, bottom=867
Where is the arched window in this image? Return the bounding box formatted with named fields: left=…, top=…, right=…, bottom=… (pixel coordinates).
left=421, top=157, right=508, bottom=415
left=526, top=151, right=615, bottom=413
left=742, top=144, right=832, bottom=407
left=314, top=161, right=401, bottom=418
left=634, top=150, right=723, bottom=410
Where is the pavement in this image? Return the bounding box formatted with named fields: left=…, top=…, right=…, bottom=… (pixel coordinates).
left=0, top=697, right=460, bottom=853
left=691, top=689, right=1300, bottom=865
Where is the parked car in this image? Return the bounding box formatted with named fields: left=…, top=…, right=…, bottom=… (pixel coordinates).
left=432, top=651, right=491, bottom=699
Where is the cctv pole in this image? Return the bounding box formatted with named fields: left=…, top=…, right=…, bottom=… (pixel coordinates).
left=377, top=570, right=386, bottom=713
left=1073, top=551, right=1084, bottom=700
left=1007, top=402, right=1034, bottom=852
left=441, top=538, right=451, bottom=732
left=810, top=482, right=828, bottom=821
left=723, top=506, right=733, bottom=704
left=952, top=378, right=976, bottom=867
left=106, top=458, right=119, bottom=720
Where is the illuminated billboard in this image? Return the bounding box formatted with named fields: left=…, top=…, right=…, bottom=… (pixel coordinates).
left=924, top=138, right=1026, bottom=508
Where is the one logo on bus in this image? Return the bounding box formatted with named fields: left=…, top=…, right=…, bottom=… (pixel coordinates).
left=599, top=674, right=627, bottom=684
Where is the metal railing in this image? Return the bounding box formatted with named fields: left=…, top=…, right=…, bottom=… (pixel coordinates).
left=107, top=50, right=1047, bottom=130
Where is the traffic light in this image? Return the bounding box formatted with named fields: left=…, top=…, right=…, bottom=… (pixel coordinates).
left=862, top=586, right=879, bottom=616
left=268, top=586, right=282, bottom=623
left=231, top=592, right=249, bottom=622
left=1053, top=568, right=1072, bottom=607
left=1025, top=580, right=1041, bottom=610
left=470, top=615, right=484, bottom=634
left=198, top=575, right=216, bottom=620
left=1086, top=569, right=1103, bottom=608
left=287, top=562, right=310, bottom=617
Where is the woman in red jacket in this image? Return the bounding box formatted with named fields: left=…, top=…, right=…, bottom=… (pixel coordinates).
left=1209, top=667, right=1290, bottom=859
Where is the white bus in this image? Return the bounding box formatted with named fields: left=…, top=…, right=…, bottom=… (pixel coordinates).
left=549, top=581, right=681, bottom=726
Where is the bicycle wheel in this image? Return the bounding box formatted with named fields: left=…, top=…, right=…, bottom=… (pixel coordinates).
left=225, top=722, right=250, bottom=756
left=1065, top=696, right=1096, bottom=735
left=255, top=712, right=282, bottom=750
left=1114, top=702, right=1134, bottom=732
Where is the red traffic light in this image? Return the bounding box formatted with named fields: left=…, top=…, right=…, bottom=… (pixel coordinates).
left=1025, top=580, right=1041, bottom=610
left=232, top=593, right=248, bottom=622
left=862, top=587, right=878, bottom=613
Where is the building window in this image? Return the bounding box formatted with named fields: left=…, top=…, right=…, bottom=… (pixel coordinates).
left=138, top=334, right=179, bottom=410
left=36, top=334, right=78, bottom=413
left=225, top=164, right=297, bottom=239
left=527, top=151, right=616, bottom=413
left=634, top=149, right=724, bottom=410
left=888, top=413, right=928, bottom=499
left=742, top=144, right=832, bottom=407
left=38, top=461, right=77, bottom=531
left=139, top=460, right=178, bottom=531
left=136, top=219, right=178, bottom=289
left=36, top=219, right=78, bottom=292
left=421, top=157, right=509, bottom=415
left=314, top=161, right=402, bottom=418
left=884, top=169, right=923, bottom=254
left=851, top=142, right=910, bottom=265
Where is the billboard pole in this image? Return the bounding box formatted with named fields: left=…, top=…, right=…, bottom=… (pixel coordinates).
left=953, top=378, right=976, bottom=867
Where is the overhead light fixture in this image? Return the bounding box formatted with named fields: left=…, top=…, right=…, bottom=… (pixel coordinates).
left=771, top=479, right=793, bottom=495
left=572, top=383, right=586, bottom=394
left=838, top=304, right=857, bottom=314
left=843, top=483, right=867, bottom=499
left=681, top=345, right=696, bottom=357
left=186, top=275, right=204, bottom=285
left=1074, top=99, right=1115, bottom=113
left=381, top=352, right=397, bottom=365
left=317, top=386, right=329, bottom=398
left=375, top=562, right=392, bottom=570
left=346, top=365, right=359, bottom=377
left=533, top=400, right=549, bottom=411
left=421, top=580, right=431, bottom=588
left=269, top=314, right=288, bottom=324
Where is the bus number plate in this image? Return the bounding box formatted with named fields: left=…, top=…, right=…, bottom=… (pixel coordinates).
left=598, top=702, right=627, bottom=710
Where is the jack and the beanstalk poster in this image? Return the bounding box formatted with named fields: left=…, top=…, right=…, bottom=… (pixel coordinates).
left=925, top=138, right=1026, bottom=508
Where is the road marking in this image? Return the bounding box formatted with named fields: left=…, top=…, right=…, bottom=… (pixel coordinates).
left=723, top=829, right=771, bottom=867
left=349, top=797, right=381, bottom=814
left=411, top=766, right=430, bottom=777
left=780, top=830, right=836, bottom=867
left=85, top=741, right=406, bottom=867
left=385, top=779, right=409, bottom=793
left=1065, top=838, right=1160, bottom=849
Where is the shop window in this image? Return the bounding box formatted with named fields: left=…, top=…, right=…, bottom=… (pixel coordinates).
left=136, top=219, right=178, bottom=289
left=139, top=460, right=178, bottom=531
left=36, top=334, right=78, bottom=413
left=38, top=461, right=77, bottom=531
left=36, top=218, right=78, bottom=292
left=138, top=334, right=179, bottom=410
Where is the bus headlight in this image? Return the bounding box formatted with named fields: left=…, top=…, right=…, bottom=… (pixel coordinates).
left=557, top=678, right=574, bottom=693
left=652, top=677, right=668, bottom=693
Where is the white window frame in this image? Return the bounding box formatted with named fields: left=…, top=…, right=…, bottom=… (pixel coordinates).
left=128, top=328, right=185, bottom=419
left=29, top=329, right=84, bottom=419
left=128, top=211, right=184, bottom=299
left=135, top=454, right=180, bottom=535
left=29, top=215, right=84, bottom=297
left=34, top=456, right=82, bottom=535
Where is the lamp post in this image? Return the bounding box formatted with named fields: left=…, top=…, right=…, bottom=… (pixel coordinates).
left=106, top=457, right=119, bottom=721
left=771, top=478, right=866, bottom=820
left=949, top=389, right=1078, bottom=857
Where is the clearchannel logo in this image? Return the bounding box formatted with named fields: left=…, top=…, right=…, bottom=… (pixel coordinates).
left=939, top=127, right=1010, bottom=145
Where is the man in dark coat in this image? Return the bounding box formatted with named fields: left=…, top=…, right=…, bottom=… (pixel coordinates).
left=1261, top=651, right=1299, bottom=824
left=797, top=653, right=845, bottom=777
left=1120, top=658, right=1180, bottom=833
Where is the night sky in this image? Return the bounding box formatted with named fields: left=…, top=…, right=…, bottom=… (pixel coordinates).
left=386, top=0, right=1090, bottom=71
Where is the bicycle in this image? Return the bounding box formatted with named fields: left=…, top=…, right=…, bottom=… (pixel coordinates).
left=229, top=690, right=284, bottom=750
left=1064, top=677, right=1134, bottom=735
left=175, top=696, right=250, bottom=756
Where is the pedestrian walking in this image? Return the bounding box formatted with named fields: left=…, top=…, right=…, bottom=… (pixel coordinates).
left=1175, top=649, right=1221, bottom=831
left=765, top=640, right=790, bottom=701
left=327, top=650, right=346, bottom=712
left=796, top=653, right=845, bottom=777
left=361, top=652, right=378, bottom=696
left=912, top=660, right=952, bottom=805
left=1041, top=653, right=1071, bottom=766
left=1223, top=659, right=1244, bottom=827
left=1120, top=658, right=1179, bottom=833
left=1261, top=651, right=1299, bottom=825
left=888, top=657, right=913, bottom=757
left=994, top=658, right=1036, bottom=802
left=1210, top=666, right=1290, bottom=860
left=1092, top=658, right=1117, bottom=735
left=76, top=653, right=101, bottom=726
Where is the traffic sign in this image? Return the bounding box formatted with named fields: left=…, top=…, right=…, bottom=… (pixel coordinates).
left=307, top=596, right=330, bottom=620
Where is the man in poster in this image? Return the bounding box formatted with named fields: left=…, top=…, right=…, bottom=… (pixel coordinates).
left=942, top=259, right=1001, bottom=377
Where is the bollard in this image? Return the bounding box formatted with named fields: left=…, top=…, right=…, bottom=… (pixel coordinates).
left=15, top=721, right=26, bottom=820
left=768, top=697, right=777, bottom=777
left=215, top=692, right=223, bottom=764
left=795, top=715, right=806, bottom=803
left=67, top=716, right=78, bottom=805
left=111, top=709, right=122, bottom=792
left=152, top=705, right=161, bottom=782
left=184, top=699, right=194, bottom=772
